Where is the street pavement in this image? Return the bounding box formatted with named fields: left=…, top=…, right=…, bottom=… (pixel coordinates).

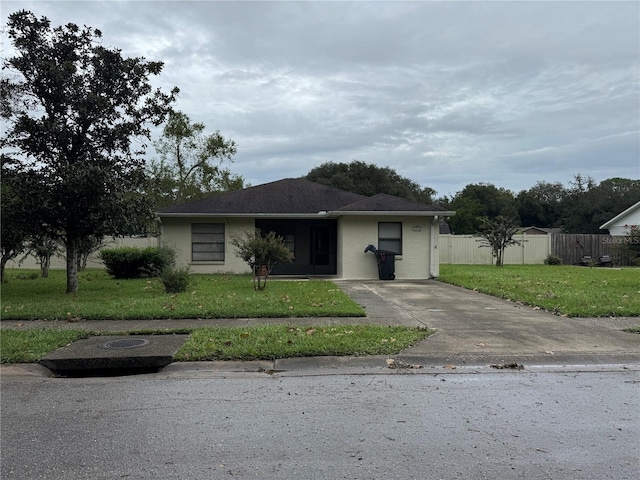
left=1, top=368, right=638, bottom=480
left=1, top=279, right=639, bottom=376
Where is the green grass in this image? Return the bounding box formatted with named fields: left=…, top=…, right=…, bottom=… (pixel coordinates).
left=438, top=264, right=640, bottom=317
left=1, top=270, right=431, bottom=365
left=0, top=326, right=432, bottom=364
left=0, top=329, right=89, bottom=364
left=1, top=269, right=365, bottom=320
left=175, top=325, right=431, bottom=361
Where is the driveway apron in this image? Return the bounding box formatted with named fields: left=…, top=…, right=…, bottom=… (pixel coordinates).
left=336, top=280, right=640, bottom=366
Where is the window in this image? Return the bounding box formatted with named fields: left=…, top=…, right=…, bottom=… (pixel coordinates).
left=255, top=220, right=295, bottom=255
left=283, top=233, right=295, bottom=254
left=192, top=223, right=225, bottom=261
left=378, top=222, right=402, bottom=254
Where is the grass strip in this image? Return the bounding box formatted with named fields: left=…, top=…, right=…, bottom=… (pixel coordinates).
left=438, top=265, right=640, bottom=317
left=0, top=329, right=89, bottom=364
left=175, top=325, right=433, bottom=361
left=0, top=326, right=433, bottom=364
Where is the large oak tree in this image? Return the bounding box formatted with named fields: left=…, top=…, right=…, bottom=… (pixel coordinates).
left=306, top=160, right=436, bottom=204
left=2, top=11, right=178, bottom=292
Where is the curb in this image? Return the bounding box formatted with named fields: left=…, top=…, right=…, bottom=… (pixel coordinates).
left=2, top=354, right=639, bottom=379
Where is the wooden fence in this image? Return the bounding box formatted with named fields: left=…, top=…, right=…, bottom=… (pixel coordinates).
left=550, top=233, right=613, bottom=265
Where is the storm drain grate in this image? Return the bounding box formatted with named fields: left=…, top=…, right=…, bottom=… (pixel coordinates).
left=102, top=338, right=150, bottom=349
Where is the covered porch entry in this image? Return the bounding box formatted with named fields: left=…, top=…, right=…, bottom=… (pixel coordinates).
left=255, top=219, right=337, bottom=275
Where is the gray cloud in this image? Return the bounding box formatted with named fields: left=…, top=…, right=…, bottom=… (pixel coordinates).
left=3, top=0, right=638, bottom=198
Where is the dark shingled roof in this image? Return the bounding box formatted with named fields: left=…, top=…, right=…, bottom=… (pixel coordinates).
left=159, top=178, right=451, bottom=216
left=336, top=193, right=449, bottom=212
left=158, top=178, right=366, bottom=215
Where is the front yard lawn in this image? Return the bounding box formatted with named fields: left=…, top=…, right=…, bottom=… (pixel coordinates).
left=438, top=264, right=639, bottom=317
left=1, top=270, right=365, bottom=320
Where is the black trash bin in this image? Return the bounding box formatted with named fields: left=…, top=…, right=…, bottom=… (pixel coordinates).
left=364, top=244, right=396, bottom=280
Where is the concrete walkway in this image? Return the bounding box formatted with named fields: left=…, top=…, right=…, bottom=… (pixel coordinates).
left=2, top=280, right=639, bottom=371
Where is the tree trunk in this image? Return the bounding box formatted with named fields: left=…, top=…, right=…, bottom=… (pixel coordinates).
left=66, top=239, right=79, bottom=293
left=40, top=254, right=51, bottom=278
left=77, top=252, right=88, bottom=272
left=0, top=255, right=8, bottom=284
left=253, top=265, right=269, bottom=290
left=1, top=248, right=17, bottom=283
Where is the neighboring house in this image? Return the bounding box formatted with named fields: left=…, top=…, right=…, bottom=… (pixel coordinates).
left=158, top=178, right=454, bottom=279
left=521, top=227, right=563, bottom=235
left=599, top=201, right=640, bottom=236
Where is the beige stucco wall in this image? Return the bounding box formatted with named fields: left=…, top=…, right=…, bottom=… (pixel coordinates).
left=338, top=215, right=433, bottom=280
left=161, top=215, right=435, bottom=279
left=160, top=217, right=254, bottom=274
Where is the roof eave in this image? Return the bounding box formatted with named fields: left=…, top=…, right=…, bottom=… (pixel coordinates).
left=158, top=210, right=456, bottom=218
left=158, top=212, right=331, bottom=219
left=328, top=210, right=456, bottom=217
left=599, top=201, right=640, bottom=230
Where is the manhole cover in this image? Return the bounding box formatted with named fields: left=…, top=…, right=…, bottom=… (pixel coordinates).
left=102, top=338, right=150, bottom=349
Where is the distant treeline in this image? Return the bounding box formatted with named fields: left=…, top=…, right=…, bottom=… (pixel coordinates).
left=434, top=175, right=638, bottom=234
left=306, top=162, right=638, bottom=234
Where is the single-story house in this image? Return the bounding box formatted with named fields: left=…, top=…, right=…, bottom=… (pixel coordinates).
left=599, top=201, right=640, bottom=236
left=158, top=178, right=454, bottom=279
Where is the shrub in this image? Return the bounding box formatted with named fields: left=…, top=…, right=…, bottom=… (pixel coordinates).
left=160, top=266, right=190, bottom=293
left=99, top=246, right=175, bottom=279
left=544, top=254, right=562, bottom=265
left=230, top=229, right=294, bottom=290
left=12, top=272, right=39, bottom=281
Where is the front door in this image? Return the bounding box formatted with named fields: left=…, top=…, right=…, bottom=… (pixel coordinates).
left=310, top=224, right=336, bottom=275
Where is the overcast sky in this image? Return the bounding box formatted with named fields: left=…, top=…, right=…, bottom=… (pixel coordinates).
left=3, top=1, right=639, bottom=198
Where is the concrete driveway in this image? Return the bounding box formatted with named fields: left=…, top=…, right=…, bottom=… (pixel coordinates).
left=336, top=280, right=640, bottom=366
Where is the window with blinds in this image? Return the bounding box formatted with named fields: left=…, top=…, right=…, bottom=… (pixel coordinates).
left=192, top=223, right=225, bottom=261
left=378, top=222, right=402, bottom=254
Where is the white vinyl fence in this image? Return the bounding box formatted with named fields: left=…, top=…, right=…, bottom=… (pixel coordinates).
left=6, top=236, right=160, bottom=271
left=439, top=234, right=551, bottom=265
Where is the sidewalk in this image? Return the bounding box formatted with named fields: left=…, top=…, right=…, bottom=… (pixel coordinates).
left=2, top=280, right=639, bottom=374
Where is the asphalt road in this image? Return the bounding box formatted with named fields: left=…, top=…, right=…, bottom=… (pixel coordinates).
left=2, top=367, right=638, bottom=480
